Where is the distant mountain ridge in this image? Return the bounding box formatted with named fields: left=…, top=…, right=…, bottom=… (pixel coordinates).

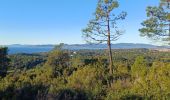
left=5, top=43, right=170, bottom=54
left=7, top=43, right=170, bottom=49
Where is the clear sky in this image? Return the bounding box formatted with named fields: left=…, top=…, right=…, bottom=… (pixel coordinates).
left=0, top=0, right=159, bottom=45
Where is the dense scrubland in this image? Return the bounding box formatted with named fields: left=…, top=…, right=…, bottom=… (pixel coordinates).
left=0, top=47, right=170, bottom=100
left=0, top=0, right=170, bottom=99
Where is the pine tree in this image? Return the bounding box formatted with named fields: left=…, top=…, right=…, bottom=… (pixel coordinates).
left=82, top=0, right=127, bottom=74
left=139, top=0, right=170, bottom=44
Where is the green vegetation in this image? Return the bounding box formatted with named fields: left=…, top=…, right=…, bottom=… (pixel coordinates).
left=82, top=0, right=127, bottom=74
left=139, top=0, right=170, bottom=44
left=0, top=0, right=170, bottom=100
left=0, top=47, right=10, bottom=77
left=9, top=53, right=46, bottom=70
left=0, top=48, right=170, bottom=100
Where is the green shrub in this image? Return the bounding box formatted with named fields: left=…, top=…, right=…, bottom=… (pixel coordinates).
left=68, top=65, right=106, bottom=99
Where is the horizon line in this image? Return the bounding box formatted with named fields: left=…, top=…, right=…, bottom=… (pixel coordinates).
left=0, top=42, right=165, bottom=46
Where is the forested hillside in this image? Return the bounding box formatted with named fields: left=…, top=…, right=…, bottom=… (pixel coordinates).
left=0, top=0, right=170, bottom=100
left=0, top=47, right=170, bottom=100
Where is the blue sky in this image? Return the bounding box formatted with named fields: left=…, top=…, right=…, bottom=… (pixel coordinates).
left=0, top=0, right=159, bottom=45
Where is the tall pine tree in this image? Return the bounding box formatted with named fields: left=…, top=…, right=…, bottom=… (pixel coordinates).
left=82, top=0, right=127, bottom=74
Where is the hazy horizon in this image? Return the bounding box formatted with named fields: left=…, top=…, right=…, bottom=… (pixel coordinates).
left=0, top=43, right=166, bottom=47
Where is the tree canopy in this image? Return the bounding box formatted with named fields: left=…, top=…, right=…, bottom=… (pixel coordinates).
left=139, top=0, right=170, bottom=45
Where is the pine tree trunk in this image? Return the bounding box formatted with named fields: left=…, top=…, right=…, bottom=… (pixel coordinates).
left=107, top=14, right=113, bottom=75
left=108, top=39, right=113, bottom=75
left=168, top=20, right=170, bottom=44
left=169, top=20, right=170, bottom=36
